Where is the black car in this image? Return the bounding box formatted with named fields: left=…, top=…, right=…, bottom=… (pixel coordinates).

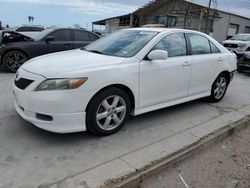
left=0, top=28, right=100, bottom=72
left=238, top=52, right=250, bottom=73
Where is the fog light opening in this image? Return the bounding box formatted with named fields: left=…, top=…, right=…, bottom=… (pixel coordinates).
left=36, top=113, right=53, bottom=122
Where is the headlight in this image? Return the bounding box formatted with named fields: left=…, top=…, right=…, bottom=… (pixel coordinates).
left=238, top=44, right=247, bottom=49
left=35, top=78, right=88, bottom=91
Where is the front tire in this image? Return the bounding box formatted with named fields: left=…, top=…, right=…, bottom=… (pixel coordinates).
left=3, top=51, right=28, bottom=73
left=208, top=73, right=229, bottom=103
left=86, top=87, right=131, bottom=136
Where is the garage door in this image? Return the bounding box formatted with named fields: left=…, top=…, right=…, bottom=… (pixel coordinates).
left=227, top=24, right=239, bottom=39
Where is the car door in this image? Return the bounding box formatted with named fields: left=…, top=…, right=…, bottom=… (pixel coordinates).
left=140, top=33, right=192, bottom=109
left=40, top=29, right=73, bottom=55
left=187, top=33, right=221, bottom=96
left=72, top=30, right=99, bottom=49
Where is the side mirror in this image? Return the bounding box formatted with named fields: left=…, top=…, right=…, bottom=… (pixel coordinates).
left=45, top=36, right=55, bottom=43
left=148, top=50, right=168, bottom=61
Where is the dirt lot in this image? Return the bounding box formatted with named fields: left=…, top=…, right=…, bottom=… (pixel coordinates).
left=141, top=124, right=250, bottom=188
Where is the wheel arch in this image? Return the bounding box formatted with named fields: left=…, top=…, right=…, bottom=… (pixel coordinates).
left=85, top=84, right=136, bottom=113
left=217, top=70, right=230, bottom=83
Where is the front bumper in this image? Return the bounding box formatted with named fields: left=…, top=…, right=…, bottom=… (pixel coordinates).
left=226, top=48, right=245, bottom=58
left=238, top=61, right=250, bottom=69
left=13, top=68, right=92, bottom=133
left=14, top=101, right=86, bottom=133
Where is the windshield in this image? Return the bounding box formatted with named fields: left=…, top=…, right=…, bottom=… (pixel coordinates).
left=33, top=29, right=54, bottom=40
left=231, top=34, right=250, bottom=41
left=84, top=30, right=159, bottom=58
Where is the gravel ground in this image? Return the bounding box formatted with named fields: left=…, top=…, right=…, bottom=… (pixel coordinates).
left=141, top=124, right=250, bottom=188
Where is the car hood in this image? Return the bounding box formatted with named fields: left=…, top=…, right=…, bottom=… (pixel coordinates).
left=22, top=49, right=126, bottom=78
left=223, top=40, right=250, bottom=44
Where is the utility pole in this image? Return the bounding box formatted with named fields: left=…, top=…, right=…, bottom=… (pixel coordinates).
left=198, top=9, right=203, bottom=32
left=205, top=0, right=212, bottom=34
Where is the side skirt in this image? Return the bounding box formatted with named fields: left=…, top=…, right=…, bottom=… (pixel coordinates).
left=132, top=92, right=211, bottom=116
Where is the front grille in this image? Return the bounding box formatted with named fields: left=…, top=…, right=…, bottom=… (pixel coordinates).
left=224, top=43, right=238, bottom=48
left=14, top=78, right=34, bottom=90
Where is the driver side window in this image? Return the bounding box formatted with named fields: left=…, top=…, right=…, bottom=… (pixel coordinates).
left=152, top=33, right=187, bottom=57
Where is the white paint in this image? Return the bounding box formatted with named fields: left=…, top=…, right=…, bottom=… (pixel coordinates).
left=14, top=28, right=237, bottom=133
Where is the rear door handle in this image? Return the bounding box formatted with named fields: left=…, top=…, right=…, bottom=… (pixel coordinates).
left=182, top=61, right=191, bottom=67
left=64, top=43, right=71, bottom=48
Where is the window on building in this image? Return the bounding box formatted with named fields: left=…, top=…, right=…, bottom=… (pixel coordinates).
left=188, top=34, right=211, bottom=55
left=152, top=33, right=186, bottom=57
left=154, top=16, right=177, bottom=27
left=245, top=26, right=250, bottom=33
left=227, top=24, right=239, bottom=39
left=119, top=15, right=131, bottom=26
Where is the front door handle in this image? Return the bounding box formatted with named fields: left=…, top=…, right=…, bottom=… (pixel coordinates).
left=218, top=57, right=223, bottom=62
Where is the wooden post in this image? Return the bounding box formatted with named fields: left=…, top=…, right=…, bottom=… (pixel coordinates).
left=130, top=14, right=133, bottom=28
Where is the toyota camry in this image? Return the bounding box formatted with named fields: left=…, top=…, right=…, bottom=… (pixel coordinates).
left=13, top=28, right=237, bottom=136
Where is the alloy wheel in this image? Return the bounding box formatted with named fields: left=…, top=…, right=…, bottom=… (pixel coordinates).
left=96, top=95, right=127, bottom=131
left=5, top=52, right=27, bottom=72
left=214, top=77, right=227, bottom=100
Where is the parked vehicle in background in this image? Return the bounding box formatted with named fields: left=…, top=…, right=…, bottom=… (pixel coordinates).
left=15, top=25, right=45, bottom=38
left=238, top=52, right=250, bottom=72
left=13, top=28, right=237, bottom=136
left=222, top=34, right=250, bottom=58
left=0, top=28, right=100, bottom=72
left=15, top=26, right=45, bottom=32
left=143, top=24, right=166, bottom=28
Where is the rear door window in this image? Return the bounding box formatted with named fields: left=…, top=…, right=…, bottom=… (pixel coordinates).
left=52, top=30, right=72, bottom=41
left=74, top=30, right=90, bottom=41
left=188, top=34, right=211, bottom=55
left=89, top=33, right=99, bottom=41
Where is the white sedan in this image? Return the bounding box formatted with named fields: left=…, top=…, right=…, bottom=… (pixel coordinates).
left=13, top=28, right=237, bottom=136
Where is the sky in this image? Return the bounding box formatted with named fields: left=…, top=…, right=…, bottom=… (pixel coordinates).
left=0, top=0, right=249, bottom=30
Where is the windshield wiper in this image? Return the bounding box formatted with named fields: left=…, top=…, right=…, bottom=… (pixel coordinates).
left=80, top=48, right=104, bottom=55
left=88, top=50, right=103, bottom=55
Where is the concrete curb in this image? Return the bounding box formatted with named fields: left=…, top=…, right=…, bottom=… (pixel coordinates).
left=40, top=106, right=250, bottom=188
left=102, top=115, right=250, bottom=188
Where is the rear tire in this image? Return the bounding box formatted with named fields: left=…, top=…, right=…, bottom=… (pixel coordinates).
left=237, top=65, right=243, bottom=73
left=208, top=73, right=229, bottom=103
left=86, top=87, right=131, bottom=136
left=3, top=51, right=28, bottom=73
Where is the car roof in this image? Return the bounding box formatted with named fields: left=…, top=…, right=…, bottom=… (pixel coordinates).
left=51, top=28, right=87, bottom=31
left=126, top=27, right=206, bottom=35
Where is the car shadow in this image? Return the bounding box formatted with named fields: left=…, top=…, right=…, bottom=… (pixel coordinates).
left=0, top=67, right=11, bottom=73
left=17, top=98, right=208, bottom=144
